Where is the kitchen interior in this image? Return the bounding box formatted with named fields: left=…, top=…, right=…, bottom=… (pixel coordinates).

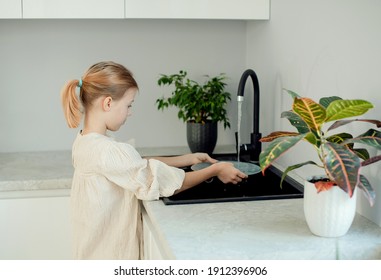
left=0, top=0, right=381, bottom=260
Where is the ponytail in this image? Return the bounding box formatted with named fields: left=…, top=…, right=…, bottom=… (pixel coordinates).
left=60, top=61, right=138, bottom=129
left=61, top=79, right=82, bottom=128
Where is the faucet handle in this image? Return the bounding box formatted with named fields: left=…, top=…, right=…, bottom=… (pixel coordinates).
left=235, top=132, right=262, bottom=162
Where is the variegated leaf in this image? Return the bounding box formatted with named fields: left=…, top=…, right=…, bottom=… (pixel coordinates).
left=361, top=154, right=381, bottom=167
left=327, top=119, right=381, bottom=131
left=293, top=98, right=326, bottom=132
left=325, top=99, right=373, bottom=122
left=260, top=131, right=300, bottom=142
left=327, top=133, right=375, bottom=158
left=283, top=89, right=300, bottom=99
left=319, top=96, right=342, bottom=108
left=280, top=161, right=321, bottom=188
left=281, top=111, right=310, bottom=133
left=357, top=175, right=376, bottom=207
left=315, top=181, right=336, bottom=193
left=304, top=132, right=318, bottom=146
left=353, top=148, right=370, bottom=160
left=326, top=133, right=353, bottom=144
left=343, top=129, right=381, bottom=150
left=323, top=142, right=360, bottom=197
left=259, top=134, right=306, bottom=172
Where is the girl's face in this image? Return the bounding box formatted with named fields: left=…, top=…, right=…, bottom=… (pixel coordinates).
left=106, top=88, right=137, bottom=131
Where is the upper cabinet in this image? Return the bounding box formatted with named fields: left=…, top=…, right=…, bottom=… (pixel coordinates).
left=0, top=0, right=22, bottom=18
left=22, top=0, right=125, bottom=19
left=125, top=0, right=270, bottom=20
left=1, top=0, right=269, bottom=20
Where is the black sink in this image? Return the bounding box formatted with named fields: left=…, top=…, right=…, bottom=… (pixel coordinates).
left=162, top=160, right=304, bottom=205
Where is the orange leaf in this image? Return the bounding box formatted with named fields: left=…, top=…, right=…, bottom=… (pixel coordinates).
left=315, top=181, right=336, bottom=193
left=260, top=131, right=299, bottom=142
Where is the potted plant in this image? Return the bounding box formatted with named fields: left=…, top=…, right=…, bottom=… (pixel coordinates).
left=259, top=89, right=381, bottom=237
left=156, top=70, right=231, bottom=154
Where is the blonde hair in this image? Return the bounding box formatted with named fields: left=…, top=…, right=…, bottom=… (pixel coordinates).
left=61, top=61, right=138, bottom=128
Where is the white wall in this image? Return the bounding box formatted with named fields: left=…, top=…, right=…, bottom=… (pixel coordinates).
left=0, top=19, right=247, bottom=152
left=246, top=0, right=381, bottom=225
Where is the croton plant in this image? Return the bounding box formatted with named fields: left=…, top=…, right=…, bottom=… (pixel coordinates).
left=259, top=90, right=381, bottom=206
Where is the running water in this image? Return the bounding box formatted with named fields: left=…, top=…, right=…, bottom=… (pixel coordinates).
left=237, top=99, right=243, bottom=162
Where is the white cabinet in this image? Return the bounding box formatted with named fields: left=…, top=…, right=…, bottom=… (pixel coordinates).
left=142, top=207, right=172, bottom=260
left=23, top=0, right=125, bottom=19
left=0, top=0, right=22, bottom=18
left=2, top=0, right=269, bottom=20
left=0, top=194, right=71, bottom=259
left=125, top=0, right=270, bottom=20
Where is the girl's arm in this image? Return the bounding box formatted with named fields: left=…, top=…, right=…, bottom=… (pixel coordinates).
left=145, top=153, right=217, bottom=168
left=145, top=153, right=247, bottom=195
left=174, top=162, right=248, bottom=194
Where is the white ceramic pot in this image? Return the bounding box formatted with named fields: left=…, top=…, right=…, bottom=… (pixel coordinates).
left=303, top=176, right=357, bottom=238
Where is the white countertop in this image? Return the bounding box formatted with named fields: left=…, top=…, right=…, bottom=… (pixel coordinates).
left=142, top=198, right=381, bottom=260
left=0, top=145, right=235, bottom=193
left=0, top=151, right=73, bottom=192
left=1, top=147, right=380, bottom=260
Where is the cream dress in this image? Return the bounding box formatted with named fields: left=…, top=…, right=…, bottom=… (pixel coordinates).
left=70, top=132, right=185, bottom=259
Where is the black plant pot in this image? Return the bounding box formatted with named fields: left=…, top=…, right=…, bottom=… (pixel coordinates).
left=186, top=121, right=218, bottom=154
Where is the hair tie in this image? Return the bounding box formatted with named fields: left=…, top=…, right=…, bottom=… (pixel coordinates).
left=77, top=79, right=83, bottom=88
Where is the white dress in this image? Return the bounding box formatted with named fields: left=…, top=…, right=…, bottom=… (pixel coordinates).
left=70, top=132, right=185, bottom=259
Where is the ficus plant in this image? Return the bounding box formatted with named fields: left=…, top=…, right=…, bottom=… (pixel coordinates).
left=156, top=70, right=231, bottom=129
left=259, top=89, right=381, bottom=206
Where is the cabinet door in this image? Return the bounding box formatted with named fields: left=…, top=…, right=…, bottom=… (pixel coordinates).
left=143, top=216, right=165, bottom=260
left=0, top=0, right=22, bottom=18
left=23, top=0, right=125, bottom=18
left=0, top=196, right=71, bottom=259
left=142, top=208, right=173, bottom=260
left=125, top=0, right=270, bottom=20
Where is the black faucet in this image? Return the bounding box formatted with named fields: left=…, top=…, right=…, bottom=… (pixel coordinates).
left=236, top=69, right=262, bottom=162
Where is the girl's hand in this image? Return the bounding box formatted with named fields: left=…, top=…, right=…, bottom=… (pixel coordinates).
left=178, top=159, right=249, bottom=194
left=189, top=153, right=218, bottom=166
left=214, top=162, right=248, bottom=184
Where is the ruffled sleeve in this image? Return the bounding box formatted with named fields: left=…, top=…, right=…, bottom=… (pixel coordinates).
left=98, top=140, right=185, bottom=200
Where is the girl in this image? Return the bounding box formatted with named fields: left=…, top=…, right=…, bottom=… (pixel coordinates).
left=61, top=61, right=247, bottom=260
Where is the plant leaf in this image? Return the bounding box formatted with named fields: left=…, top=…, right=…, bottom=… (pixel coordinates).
left=280, top=161, right=321, bottom=188
left=361, top=154, right=381, bottom=167
left=326, top=133, right=353, bottom=144
left=156, top=70, right=231, bottom=128
left=343, top=129, right=381, bottom=150
left=303, top=131, right=319, bottom=146
left=283, top=89, right=300, bottom=99
left=357, top=175, right=376, bottom=207
left=352, top=148, right=370, bottom=160
left=319, top=96, right=342, bottom=108
left=323, top=142, right=360, bottom=197
left=259, top=131, right=300, bottom=142
left=281, top=111, right=310, bottom=133
left=325, top=99, right=374, bottom=122
left=326, top=133, right=372, bottom=159
left=259, top=134, right=307, bottom=172
left=327, top=118, right=381, bottom=131
left=293, top=97, right=326, bottom=132
left=315, top=181, right=336, bottom=193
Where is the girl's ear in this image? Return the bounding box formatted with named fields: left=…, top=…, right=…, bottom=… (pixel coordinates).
left=102, top=96, right=113, bottom=112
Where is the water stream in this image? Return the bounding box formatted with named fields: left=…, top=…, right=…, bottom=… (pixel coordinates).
left=237, top=100, right=243, bottom=162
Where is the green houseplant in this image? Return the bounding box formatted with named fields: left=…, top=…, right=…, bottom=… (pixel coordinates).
left=259, top=89, right=381, bottom=237
left=156, top=70, right=231, bottom=154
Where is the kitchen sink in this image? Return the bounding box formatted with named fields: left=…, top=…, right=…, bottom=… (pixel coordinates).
left=162, top=156, right=304, bottom=205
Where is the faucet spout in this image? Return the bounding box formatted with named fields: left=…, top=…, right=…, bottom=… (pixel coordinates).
left=236, top=69, right=262, bottom=162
